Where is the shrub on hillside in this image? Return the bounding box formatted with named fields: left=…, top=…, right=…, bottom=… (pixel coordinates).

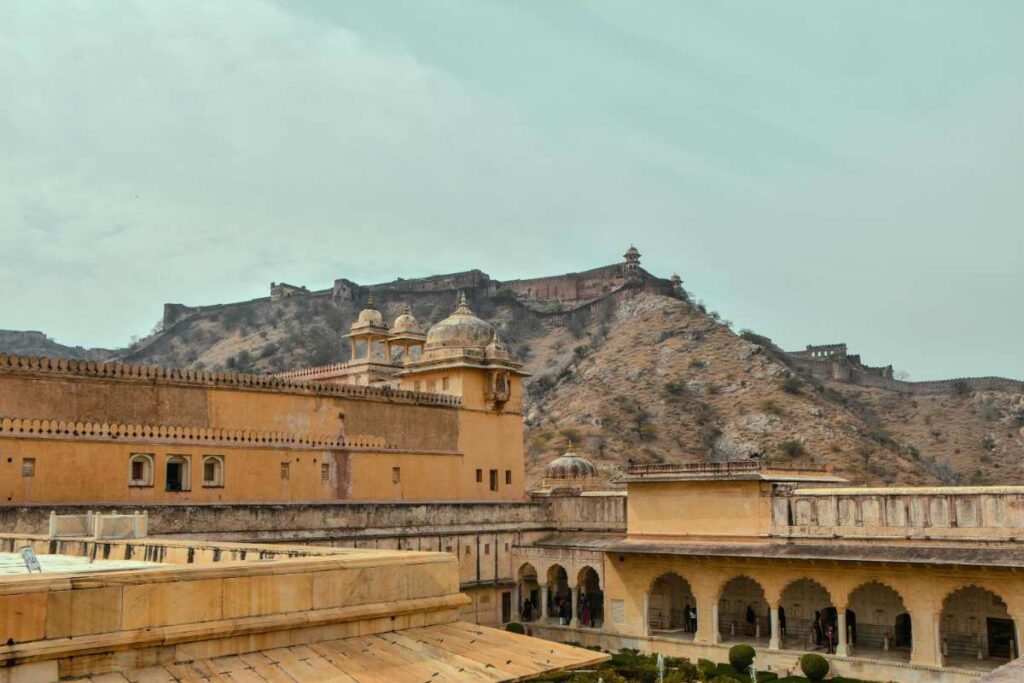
left=728, top=644, right=755, bottom=672
left=780, top=377, right=803, bottom=394
left=799, top=653, right=829, bottom=681
left=778, top=439, right=807, bottom=460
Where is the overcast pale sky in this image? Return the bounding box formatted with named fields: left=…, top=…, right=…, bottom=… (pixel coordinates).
left=1, top=2, right=1021, bottom=380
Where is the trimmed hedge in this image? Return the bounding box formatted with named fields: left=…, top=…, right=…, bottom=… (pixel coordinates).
left=505, top=622, right=526, bottom=635
left=799, top=653, right=830, bottom=681
left=728, top=644, right=756, bottom=672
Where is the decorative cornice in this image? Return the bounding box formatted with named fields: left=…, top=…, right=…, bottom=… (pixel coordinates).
left=0, top=354, right=461, bottom=408
left=0, top=416, right=387, bottom=451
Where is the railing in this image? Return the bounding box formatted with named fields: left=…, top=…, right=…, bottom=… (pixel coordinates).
left=625, top=461, right=830, bottom=477
left=48, top=511, right=147, bottom=540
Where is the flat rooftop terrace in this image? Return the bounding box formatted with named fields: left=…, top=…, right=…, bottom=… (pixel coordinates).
left=0, top=551, right=159, bottom=576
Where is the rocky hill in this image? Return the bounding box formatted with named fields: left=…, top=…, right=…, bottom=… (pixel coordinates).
left=3, top=264, right=1022, bottom=488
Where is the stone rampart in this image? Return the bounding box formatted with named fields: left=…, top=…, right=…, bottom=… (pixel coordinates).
left=752, top=335, right=1023, bottom=396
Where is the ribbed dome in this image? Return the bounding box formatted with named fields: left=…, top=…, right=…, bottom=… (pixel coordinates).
left=424, top=292, right=494, bottom=350
left=545, top=446, right=599, bottom=480
left=392, top=304, right=421, bottom=334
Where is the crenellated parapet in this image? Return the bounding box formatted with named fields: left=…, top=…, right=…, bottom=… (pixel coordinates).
left=0, top=354, right=462, bottom=407
left=0, top=415, right=392, bottom=450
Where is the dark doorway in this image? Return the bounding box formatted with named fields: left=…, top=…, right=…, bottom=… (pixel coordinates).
left=166, top=461, right=183, bottom=492
left=987, top=618, right=1016, bottom=659
left=501, top=591, right=512, bottom=623
left=895, top=613, right=912, bottom=648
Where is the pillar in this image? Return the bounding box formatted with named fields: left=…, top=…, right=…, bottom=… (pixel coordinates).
left=642, top=592, right=651, bottom=637
left=513, top=582, right=521, bottom=621
left=540, top=584, right=549, bottom=620
left=769, top=604, right=781, bottom=650
left=908, top=605, right=942, bottom=667
left=571, top=588, right=580, bottom=628
left=836, top=610, right=849, bottom=656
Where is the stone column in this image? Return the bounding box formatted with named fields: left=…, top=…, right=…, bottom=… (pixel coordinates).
left=769, top=604, right=781, bottom=650
left=642, top=591, right=651, bottom=637
left=907, top=606, right=942, bottom=667
left=540, top=584, right=549, bottom=620
left=571, top=588, right=580, bottom=629
left=512, top=582, right=521, bottom=622
left=836, top=610, right=849, bottom=657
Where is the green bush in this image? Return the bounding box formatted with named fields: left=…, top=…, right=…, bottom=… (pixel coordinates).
left=800, top=652, right=830, bottom=681
left=696, top=658, right=717, bottom=680
left=728, top=645, right=755, bottom=672
left=780, top=377, right=803, bottom=394
left=505, top=622, right=526, bottom=634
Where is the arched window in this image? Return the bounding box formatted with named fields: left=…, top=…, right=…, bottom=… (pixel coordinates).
left=165, top=455, right=191, bottom=492
left=202, top=455, right=224, bottom=487
left=129, top=453, right=154, bottom=487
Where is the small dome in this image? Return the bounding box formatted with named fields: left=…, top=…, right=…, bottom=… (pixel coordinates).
left=392, top=304, right=421, bottom=334
left=424, top=292, right=495, bottom=350
left=545, top=444, right=599, bottom=480
left=624, top=244, right=641, bottom=259
left=355, top=296, right=385, bottom=327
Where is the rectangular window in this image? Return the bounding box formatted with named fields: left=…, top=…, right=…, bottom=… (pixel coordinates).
left=442, top=376, right=450, bottom=391
left=203, top=461, right=215, bottom=482
left=21, top=458, right=35, bottom=477
left=445, top=545, right=453, bottom=554
left=427, top=379, right=436, bottom=392
left=131, top=460, right=144, bottom=481
left=392, top=466, right=401, bottom=483
left=280, top=462, right=290, bottom=480
left=321, top=463, right=330, bottom=480
left=505, top=470, right=512, bottom=485
left=476, top=469, right=482, bottom=483
left=504, top=543, right=510, bottom=552
left=489, top=469, right=498, bottom=492
left=464, top=545, right=471, bottom=555
left=484, top=543, right=490, bottom=555
left=414, top=381, right=421, bottom=392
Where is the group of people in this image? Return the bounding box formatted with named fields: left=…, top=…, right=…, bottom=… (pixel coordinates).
left=810, top=609, right=855, bottom=653
left=519, top=591, right=603, bottom=628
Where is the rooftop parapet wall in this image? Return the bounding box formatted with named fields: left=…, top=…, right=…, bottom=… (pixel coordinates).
left=0, top=353, right=461, bottom=407
left=772, top=486, right=1024, bottom=541
left=0, top=416, right=390, bottom=450
left=0, top=501, right=550, bottom=540
left=0, top=534, right=466, bottom=680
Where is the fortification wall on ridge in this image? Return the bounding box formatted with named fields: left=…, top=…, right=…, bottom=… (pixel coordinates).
left=753, top=336, right=1024, bottom=396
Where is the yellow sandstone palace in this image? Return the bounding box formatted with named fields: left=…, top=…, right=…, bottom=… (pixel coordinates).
left=0, top=293, right=525, bottom=504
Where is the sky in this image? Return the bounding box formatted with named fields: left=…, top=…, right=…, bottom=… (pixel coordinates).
left=1, top=2, right=1021, bottom=380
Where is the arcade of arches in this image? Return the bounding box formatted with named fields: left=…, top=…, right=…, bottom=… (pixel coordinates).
left=514, top=562, right=604, bottom=629
left=598, top=558, right=1024, bottom=674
